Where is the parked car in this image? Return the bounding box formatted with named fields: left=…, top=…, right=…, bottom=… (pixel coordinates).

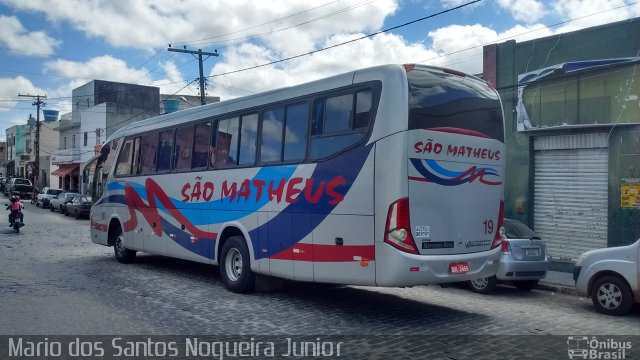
left=467, top=218, right=549, bottom=294
left=6, top=178, right=34, bottom=199
left=50, top=192, right=79, bottom=214
left=36, top=187, right=64, bottom=208
left=574, top=239, right=639, bottom=316
left=66, top=195, right=92, bottom=219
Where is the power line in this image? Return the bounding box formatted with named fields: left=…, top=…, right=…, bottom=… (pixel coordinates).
left=173, top=0, right=344, bottom=46
left=190, top=0, right=380, bottom=50
left=204, top=0, right=482, bottom=80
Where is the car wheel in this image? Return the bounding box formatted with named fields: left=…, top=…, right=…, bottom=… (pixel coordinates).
left=591, top=275, right=634, bottom=316
left=60, top=205, right=64, bottom=213
left=513, top=280, right=539, bottom=291
left=50, top=205, right=55, bottom=212
left=75, top=210, right=80, bottom=219
left=112, top=223, right=136, bottom=263
left=64, top=209, right=69, bottom=217
left=35, top=200, right=39, bottom=207
left=467, top=275, right=497, bottom=294
left=219, top=236, right=255, bottom=293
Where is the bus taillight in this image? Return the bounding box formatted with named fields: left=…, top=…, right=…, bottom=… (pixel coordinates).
left=403, top=64, right=415, bottom=72
left=491, top=201, right=505, bottom=249
left=501, top=239, right=511, bottom=254
left=384, top=198, right=419, bottom=254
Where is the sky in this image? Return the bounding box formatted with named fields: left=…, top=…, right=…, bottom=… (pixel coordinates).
left=1, top=0, right=640, bottom=141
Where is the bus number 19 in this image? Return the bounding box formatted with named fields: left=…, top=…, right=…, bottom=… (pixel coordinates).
left=483, top=220, right=494, bottom=234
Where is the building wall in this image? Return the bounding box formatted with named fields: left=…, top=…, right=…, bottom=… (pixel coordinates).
left=486, top=17, right=640, bottom=249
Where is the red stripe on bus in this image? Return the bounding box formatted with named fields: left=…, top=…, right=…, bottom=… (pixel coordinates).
left=123, top=178, right=218, bottom=240
left=270, top=243, right=375, bottom=262
left=91, top=220, right=108, bottom=232
left=408, top=176, right=430, bottom=182
left=425, top=127, right=491, bottom=139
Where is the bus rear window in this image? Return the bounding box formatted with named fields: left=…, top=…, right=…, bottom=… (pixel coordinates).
left=407, top=68, right=504, bottom=142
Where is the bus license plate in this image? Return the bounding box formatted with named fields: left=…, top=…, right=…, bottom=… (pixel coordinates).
left=449, top=262, right=470, bottom=274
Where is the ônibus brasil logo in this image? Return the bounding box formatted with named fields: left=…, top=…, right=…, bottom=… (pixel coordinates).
left=567, top=336, right=631, bottom=359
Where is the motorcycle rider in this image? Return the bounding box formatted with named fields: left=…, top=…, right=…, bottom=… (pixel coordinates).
left=7, top=195, right=24, bottom=225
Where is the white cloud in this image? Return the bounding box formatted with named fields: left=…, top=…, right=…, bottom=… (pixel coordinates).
left=0, top=15, right=59, bottom=56
left=40, top=56, right=194, bottom=113
left=496, top=0, right=546, bottom=24
left=209, top=32, right=438, bottom=100
left=2, top=0, right=639, bottom=117
left=552, top=0, right=640, bottom=33
left=0, top=76, right=47, bottom=113
left=0, top=0, right=398, bottom=51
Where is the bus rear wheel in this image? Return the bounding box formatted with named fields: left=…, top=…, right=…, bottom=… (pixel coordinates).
left=220, top=236, right=255, bottom=293
left=112, top=224, right=136, bottom=264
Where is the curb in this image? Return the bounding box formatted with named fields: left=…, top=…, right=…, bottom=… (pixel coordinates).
left=537, top=282, right=580, bottom=296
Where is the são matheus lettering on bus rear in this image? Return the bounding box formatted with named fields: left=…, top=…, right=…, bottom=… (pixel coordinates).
left=181, top=175, right=347, bottom=205
left=414, top=140, right=500, bottom=160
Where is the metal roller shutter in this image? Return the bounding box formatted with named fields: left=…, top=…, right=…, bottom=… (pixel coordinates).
left=533, top=134, right=608, bottom=261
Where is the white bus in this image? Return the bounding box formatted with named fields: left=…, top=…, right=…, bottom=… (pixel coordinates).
left=89, top=64, right=505, bottom=293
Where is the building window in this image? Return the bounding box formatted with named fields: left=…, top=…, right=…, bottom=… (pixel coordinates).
left=63, top=137, right=67, bottom=150
left=96, top=128, right=101, bottom=145
left=83, top=132, right=88, bottom=147
left=72, top=135, right=76, bottom=148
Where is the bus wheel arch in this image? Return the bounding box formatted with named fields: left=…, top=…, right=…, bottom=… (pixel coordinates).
left=217, top=226, right=255, bottom=293
left=108, top=219, right=136, bottom=264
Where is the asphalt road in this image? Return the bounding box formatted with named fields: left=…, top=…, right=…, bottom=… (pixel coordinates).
left=1, top=197, right=638, bottom=359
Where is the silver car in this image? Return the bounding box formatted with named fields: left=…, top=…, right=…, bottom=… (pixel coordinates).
left=574, top=239, right=639, bottom=316
left=49, top=192, right=79, bottom=214
left=468, top=218, right=549, bottom=294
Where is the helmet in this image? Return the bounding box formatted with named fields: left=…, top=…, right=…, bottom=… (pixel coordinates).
left=9, top=196, right=16, bottom=202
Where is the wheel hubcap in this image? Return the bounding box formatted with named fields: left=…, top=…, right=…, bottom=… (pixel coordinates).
left=471, top=278, right=488, bottom=289
left=597, top=283, right=622, bottom=309
left=225, top=248, right=242, bottom=282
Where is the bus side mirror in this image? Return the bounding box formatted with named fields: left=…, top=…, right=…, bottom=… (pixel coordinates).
left=99, top=144, right=110, bottom=162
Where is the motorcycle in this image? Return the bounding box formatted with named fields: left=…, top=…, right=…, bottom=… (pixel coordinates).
left=6, top=205, right=24, bottom=233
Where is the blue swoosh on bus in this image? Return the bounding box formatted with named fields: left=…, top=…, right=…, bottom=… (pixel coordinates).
left=409, top=159, right=502, bottom=186
left=105, top=166, right=297, bottom=224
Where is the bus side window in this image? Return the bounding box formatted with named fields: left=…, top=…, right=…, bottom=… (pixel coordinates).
left=239, top=113, right=258, bottom=166
left=157, top=129, right=174, bottom=172
left=140, top=132, right=159, bottom=174
left=284, top=102, right=308, bottom=162
left=131, top=137, right=141, bottom=175
left=114, top=139, right=133, bottom=176
left=310, top=92, right=366, bottom=160
left=324, top=94, right=352, bottom=133
left=191, top=121, right=210, bottom=169
left=174, top=125, right=194, bottom=171
left=260, top=107, right=285, bottom=163
left=216, top=117, right=239, bottom=167
left=354, top=90, right=372, bottom=129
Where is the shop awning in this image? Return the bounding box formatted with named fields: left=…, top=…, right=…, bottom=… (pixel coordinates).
left=51, top=164, right=79, bottom=177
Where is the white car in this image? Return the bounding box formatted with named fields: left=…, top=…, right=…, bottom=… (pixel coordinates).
left=36, top=187, right=64, bottom=208
left=49, top=192, right=79, bottom=214
left=574, top=239, right=640, bottom=315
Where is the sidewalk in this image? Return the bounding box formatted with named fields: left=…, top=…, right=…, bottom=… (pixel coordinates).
left=538, top=270, right=580, bottom=296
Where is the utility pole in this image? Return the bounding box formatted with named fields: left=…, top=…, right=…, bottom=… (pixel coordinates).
left=167, top=45, right=219, bottom=105
left=18, top=93, right=46, bottom=196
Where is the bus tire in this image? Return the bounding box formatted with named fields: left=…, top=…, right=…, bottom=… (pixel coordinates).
left=467, top=276, right=497, bottom=294
left=112, top=223, right=136, bottom=264
left=220, top=236, right=255, bottom=293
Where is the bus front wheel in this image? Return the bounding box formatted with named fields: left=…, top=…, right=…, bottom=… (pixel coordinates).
left=220, top=236, right=255, bottom=293
left=112, top=224, right=136, bottom=264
